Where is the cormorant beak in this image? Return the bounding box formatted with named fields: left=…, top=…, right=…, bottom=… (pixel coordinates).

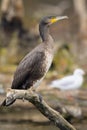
left=50, top=16, right=68, bottom=24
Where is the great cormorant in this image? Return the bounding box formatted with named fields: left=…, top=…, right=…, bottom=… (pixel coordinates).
left=2, top=15, right=68, bottom=106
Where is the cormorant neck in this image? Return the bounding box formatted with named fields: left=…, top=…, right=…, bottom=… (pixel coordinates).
left=39, top=23, right=50, bottom=42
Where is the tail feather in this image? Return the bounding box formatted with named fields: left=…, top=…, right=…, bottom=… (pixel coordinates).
left=1, top=99, right=16, bottom=106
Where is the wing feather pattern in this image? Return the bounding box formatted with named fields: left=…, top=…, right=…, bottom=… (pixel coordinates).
left=11, top=49, right=46, bottom=89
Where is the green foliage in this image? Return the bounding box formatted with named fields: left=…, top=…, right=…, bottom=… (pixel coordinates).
left=52, top=44, right=75, bottom=74
left=0, top=64, right=16, bottom=74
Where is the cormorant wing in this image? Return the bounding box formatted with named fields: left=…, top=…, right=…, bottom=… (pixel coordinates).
left=11, top=47, right=45, bottom=89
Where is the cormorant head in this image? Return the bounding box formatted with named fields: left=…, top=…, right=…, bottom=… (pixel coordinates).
left=40, top=15, right=68, bottom=26
left=39, top=15, right=68, bottom=41
left=74, top=69, right=85, bottom=76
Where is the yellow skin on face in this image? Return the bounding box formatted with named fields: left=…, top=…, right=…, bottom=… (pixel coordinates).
left=50, top=18, right=58, bottom=23
left=50, top=16, right=68, bottom=24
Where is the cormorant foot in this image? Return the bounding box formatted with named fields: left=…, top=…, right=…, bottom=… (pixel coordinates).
left=38, top=93, right=42, bottom=102
left=30, top=87, right=36, bottom=92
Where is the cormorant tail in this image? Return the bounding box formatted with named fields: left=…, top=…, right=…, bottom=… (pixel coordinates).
left=1, top=99, right=16, bottom=106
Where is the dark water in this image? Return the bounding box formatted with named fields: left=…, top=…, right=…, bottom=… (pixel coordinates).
left=0, top=123, right=58, bottom=130
left=0, top=123, right=57, bottom=130
left=0, top=106, right=87, bottom=130
left=0, top=122, right=87, bottom=130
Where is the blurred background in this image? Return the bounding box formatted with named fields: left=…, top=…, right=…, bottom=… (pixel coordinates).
left=0, top=0, right=87, bottom=130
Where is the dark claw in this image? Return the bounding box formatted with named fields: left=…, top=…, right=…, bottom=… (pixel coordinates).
left=38, top=93, right=42, bottom=102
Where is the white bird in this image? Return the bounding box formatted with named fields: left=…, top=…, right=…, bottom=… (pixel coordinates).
left=49, top=69, right=85, bottom=90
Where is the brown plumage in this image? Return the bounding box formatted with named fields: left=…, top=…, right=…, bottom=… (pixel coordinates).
left=1, top=15, right=68, bottom=106
left=12, top=35, right=54, bottom=89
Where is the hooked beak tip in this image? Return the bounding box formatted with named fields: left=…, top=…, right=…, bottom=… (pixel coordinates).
left=56, top=16, right=69, bottom=21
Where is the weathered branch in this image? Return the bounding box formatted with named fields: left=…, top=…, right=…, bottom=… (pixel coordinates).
left=1, top=89, right=76, bottom=130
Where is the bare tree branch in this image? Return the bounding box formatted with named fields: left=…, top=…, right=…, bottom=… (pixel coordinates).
left=1, top=89, right=76, bottom=130
left=73, top=0, right=87, bottom=33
